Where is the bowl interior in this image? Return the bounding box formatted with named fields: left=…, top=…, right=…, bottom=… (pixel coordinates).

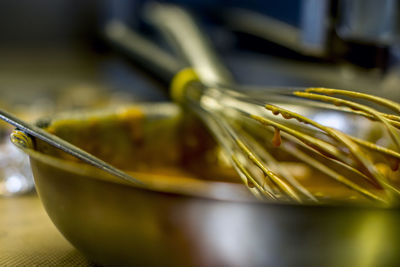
left=28, top=104, right=253, bottom=199
left=24, top=102, right=398, bottom=205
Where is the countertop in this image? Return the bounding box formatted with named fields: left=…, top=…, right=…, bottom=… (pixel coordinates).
left=0, top=193, right=94, bottom=266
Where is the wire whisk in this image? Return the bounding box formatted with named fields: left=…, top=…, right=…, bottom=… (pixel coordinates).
left=106, top=3, right=400, bottom=206
left=204, top=85, right=400, bottom=204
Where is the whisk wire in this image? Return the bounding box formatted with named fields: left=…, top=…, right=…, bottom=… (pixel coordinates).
left=294, top=91, right=400, bottom=151
left=240, top=131, right=318, bottom=202
left=305, top=88, right=400, bottom=114
left=235, top=138, right=303, bottom=202
left=231, top=155, right=277, bottom=200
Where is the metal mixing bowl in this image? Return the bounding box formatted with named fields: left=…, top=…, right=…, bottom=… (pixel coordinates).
left=12, top=103, right=400, bottom=266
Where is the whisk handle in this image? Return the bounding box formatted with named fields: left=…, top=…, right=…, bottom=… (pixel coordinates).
left=144, top=3, right=235, bottom=86
left=104, top=20, right=182, bottom=86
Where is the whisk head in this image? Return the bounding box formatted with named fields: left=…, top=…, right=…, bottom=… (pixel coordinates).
left=183, top=84, right=400, bottom=206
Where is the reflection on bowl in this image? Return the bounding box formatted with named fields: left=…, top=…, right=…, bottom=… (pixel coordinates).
left=0, top=122, right=34, bottom=196
left=12, top=103, right=400, bottom=266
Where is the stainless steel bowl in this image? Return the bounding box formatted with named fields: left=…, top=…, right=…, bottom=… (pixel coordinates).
left=12, top=103, right=400, bottom=267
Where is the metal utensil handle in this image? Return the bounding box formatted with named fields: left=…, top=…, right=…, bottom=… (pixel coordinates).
left=145, top=3, right=235, bottom=86
left=0, top=109, right=143, bottom=186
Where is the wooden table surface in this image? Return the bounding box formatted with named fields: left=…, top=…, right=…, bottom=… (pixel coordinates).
left=0, top=193, right=94, bottom=266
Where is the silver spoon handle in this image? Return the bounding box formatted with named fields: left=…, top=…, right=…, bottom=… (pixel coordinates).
left=0, top=109, right=143, bottom=186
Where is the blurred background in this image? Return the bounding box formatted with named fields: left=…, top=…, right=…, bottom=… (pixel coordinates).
left=1, top=0, right=400, bottom=195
